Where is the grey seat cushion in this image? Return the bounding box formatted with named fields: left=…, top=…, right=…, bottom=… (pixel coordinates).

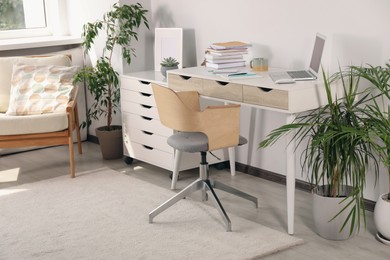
left=167, top=132, right=247, bottom=153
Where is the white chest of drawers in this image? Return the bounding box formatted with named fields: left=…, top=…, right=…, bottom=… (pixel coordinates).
left=120, top=71, right=227, bottom=171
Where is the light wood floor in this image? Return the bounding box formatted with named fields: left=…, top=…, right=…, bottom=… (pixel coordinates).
left=1, top=142, right=389, bottom=259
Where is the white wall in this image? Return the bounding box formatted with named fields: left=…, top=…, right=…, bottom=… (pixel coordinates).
left=65, top=0, right=121, bottom=134
left=64, top=0, right=389, bottom=200
left=65, top=0, right=152, bottom=134
left=148, top=0, right=390, bottom=200
left=121, top=0, right=154, bottom=73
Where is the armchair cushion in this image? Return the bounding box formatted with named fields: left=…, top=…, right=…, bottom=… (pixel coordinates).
left=0, top=113, right=68, bottom=135
left=5, top=64, right=78, bottom=116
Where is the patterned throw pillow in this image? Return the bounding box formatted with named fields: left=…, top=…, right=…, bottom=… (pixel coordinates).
left=6, top=64, right=78, bottom=116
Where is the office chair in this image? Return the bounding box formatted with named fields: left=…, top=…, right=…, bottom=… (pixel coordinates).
left=149, top=84, right=258, bottom=231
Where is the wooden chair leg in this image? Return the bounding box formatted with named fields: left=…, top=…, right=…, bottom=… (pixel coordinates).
left=69, top=138, right=75, bottom=178
left=68, top=111, right=76, bottom=178
left=74, top=104, right=82, bottom=154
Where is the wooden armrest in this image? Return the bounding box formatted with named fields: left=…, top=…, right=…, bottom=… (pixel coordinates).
left=66, top=84, right=79, bottom=113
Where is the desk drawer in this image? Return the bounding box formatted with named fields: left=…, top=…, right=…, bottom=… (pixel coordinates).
left=121, top=77, right=153, bottom=94
left=243, top=85, right=288, bottom=110
left=168, top=74, right=203, bottom=92
left=122, top=112, right=172, bottom=137
left=128, top=128, right=171, bottom=153
left=125, top=141, right=173, bottom=170
left=121, top=89, right=156, bottom=107
left=202, top=79, right=242, bottom=102
left=121, top=100, right=159, bottom=119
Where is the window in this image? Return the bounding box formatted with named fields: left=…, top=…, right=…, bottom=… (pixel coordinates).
left=0, top=0, right=50, bottom=39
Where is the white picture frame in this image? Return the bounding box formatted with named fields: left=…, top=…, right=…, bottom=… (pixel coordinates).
left=154, top=28, right=183, bottom=71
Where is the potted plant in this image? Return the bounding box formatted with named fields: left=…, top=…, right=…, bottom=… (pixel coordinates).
left=259, top=68, right=379, bottom=240
left=74, top=3, right=149, bottom=159
left=160, top=57, right=179, bottom=77
left=350, top=62, right=390, bottom=244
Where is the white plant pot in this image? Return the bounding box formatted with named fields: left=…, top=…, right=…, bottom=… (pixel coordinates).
left=312, top=185, right=355, bottom=240
left=374, top=193, right=390, bottom=244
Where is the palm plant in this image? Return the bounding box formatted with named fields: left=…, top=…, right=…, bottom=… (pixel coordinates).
left=259, top=68, right=379, bottom=236
left=350, top=62, right=390, bottom=200
left=74, top=3, right=149, bottom=131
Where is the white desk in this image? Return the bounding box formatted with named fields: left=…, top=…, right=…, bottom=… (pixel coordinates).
left=167, top=66, right=338, bottom=235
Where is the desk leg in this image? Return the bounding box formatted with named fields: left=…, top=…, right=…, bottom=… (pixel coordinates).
left=228, top=147, right=235, bottom=176
left=286, top=114, right=296, bottom=235
left=225, top=101, right=236, bottom=177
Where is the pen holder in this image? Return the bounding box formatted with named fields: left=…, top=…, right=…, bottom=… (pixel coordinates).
left=250, top=58, right=268, bottom=71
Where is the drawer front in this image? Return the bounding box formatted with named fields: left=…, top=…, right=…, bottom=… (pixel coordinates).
left=202, top=79, right=242, bottom=102
left=121, top=100, right=159, bottom=119
left=121, top=89, right=156, bottom=107
left=128, top=128, right=171, bottom=153
left=243, top=85, right=288, bottom=110
left=121, top=77, right=153, bottom=94
left=168, top=74, right=203, bottom=92
left=122, top=112, right=172, bottom=137
left=125, top=141, right=174, bottom=170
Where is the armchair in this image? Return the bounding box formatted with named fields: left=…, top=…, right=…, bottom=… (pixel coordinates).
left=0, top=55, right=82, bottom=178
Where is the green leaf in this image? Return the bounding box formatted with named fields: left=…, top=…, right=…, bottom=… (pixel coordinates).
left=75, top=3, right=149, bottom=130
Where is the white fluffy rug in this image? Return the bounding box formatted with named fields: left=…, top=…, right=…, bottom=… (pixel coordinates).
left=0, top=168, right=303, bottom=259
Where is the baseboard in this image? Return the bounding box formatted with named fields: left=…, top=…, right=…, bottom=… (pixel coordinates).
left=236, top=162, right=376, bottom=212
left=87, top=134, right=99, bottom=144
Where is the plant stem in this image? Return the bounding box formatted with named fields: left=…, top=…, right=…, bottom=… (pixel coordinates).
left=332, top=166, right=339, bottom=197
left=106, top=36, right=116, bottom=130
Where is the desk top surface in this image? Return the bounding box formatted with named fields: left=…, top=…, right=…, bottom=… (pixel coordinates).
left=122, top=66, right=324, bottom=91
left=121, top=70, right=167, bottom=85
left=168, top=66, right=323, bottom=92
left=121, top=67, right=336, bottom=114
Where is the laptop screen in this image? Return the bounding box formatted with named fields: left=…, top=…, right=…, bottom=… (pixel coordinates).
left=309, top=34, right=326, bottom=73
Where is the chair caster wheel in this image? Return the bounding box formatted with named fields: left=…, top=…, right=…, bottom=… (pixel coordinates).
left=124, top=156, right=133, bottom=165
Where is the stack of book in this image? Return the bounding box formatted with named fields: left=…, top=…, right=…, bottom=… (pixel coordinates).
left=205, top=41, right=250, bottom=69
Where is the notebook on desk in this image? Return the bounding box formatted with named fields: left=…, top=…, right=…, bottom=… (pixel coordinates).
left=269, top=33, right=326, bottom=82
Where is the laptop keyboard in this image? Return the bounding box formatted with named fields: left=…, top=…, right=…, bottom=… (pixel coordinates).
left=287, top=70, right=313, bottom=79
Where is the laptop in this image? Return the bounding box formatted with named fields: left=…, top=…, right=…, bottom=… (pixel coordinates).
left=269, top=33, right=326, bottom=82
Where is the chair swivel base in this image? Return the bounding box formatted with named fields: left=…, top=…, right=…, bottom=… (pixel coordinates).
left=149, top=161, right=258, bottom=232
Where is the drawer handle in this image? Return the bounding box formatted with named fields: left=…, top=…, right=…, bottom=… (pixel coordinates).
left=179, top=75, right=191, bottom=80
left=141, top=116, right=152, bottom=121
left=143, top=145, right=154, bottom=150
left=139, top=80, right=150, bottom=85
left=258, top=87, right=272, bottom=92
left=140, top=92, right=152, bottom=97
left=141, top=104, right=152, bottom=109
left=216, top=81, right=229, bottom=86
left=142, top=130, right=153, bottom=135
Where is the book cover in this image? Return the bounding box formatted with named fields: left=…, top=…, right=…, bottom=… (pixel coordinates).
left=205, top=53, right=243, bottom=60
left=206, top=49, right=249, bottom=56
left=206, top=58, right=245, bottom=64
left=205, top=61, right=246, bottom=69
left=210, top=41, right=251, bottom=50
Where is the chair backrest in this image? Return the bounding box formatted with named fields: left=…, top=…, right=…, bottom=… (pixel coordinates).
left=152, top=84, right=241, bottom=151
